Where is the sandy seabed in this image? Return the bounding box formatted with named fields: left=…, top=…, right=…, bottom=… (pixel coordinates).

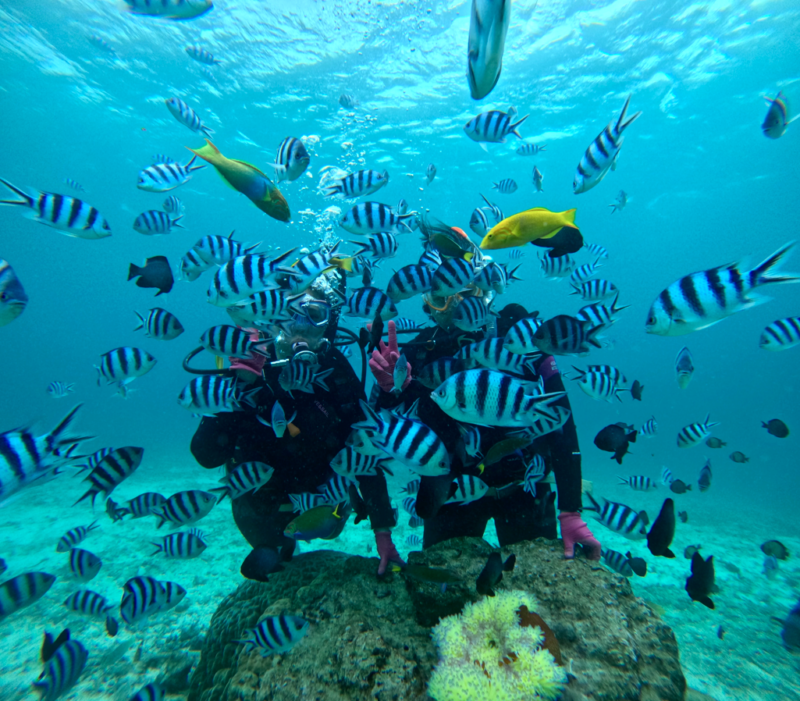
left=0, top=454, right=798, bottom=701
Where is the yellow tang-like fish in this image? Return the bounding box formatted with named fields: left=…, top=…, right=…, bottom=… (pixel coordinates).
left=480, top=207, right=577, bottom=250
left=187, top=139, right=290, bottom=222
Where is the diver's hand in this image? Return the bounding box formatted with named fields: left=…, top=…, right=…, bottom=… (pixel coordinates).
left=558, top=512, right=601, bottom=561
left=368, top=321, right=412, bottom=393
left=375, top=530, right=406, bottom=576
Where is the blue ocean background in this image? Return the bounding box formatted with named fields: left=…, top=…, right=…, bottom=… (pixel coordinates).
left=0, top=0, right=799, bottom=699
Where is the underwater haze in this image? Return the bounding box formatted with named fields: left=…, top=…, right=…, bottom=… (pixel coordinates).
left=1, top=0, right=799, bottom=699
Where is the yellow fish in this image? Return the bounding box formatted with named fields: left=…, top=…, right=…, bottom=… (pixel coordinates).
left=480, top=207, right=578, bottom=250
left=187, top=139, right=290, bottom=222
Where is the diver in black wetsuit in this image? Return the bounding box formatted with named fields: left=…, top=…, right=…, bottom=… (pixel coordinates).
left=370, top=298, right=601, bottom=560
left=190, top=287, right=401, bottom=572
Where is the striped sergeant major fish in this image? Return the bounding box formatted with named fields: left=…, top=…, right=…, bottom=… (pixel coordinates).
left=417, top=356, right=466, bottom=390
left=570, top=278, right=619, bottom=301
left=289, top=492, right=328, bottom=513
left=56, top=521, right=99, bottom=552
left=64, top=589, right=114, bottom=616
left=185, top=45, right=220, bottom=65
left=532, top=165, right=544, bottom=192
left=539, top=253, right=575, bottom=280
left=508, top=405, right=571, bottom=441
left=214, top=461, right=275, bottom=501
left=330, top=447, right=389, bottom=478
left=573, top=95, right=642, bottom=194
left=199, top=325, right=268, bottom=359
left=339, top=201, right=414, bottom=236
left=570, top=261, right=602, bottom=286
left=480, top=193, right=504, bottom=223
left=207, top=250, right=298, bottom=307
left=466, top=0, right=511, bottom=99
left=278, top=359, right=334, bottom=397
left=458, top=424, right=482, bottom=459
left=75, top=446, right=144, bottom=507
left=69, top=548, right=102, bottom=582
left=226, top=289, right=296, bottom=326
left=492, top=178, right=517, bottom=194
left=153, top=154, right=176, bottom=164
left=617, top=475, right=657, bottom=492
left=47, top=381, right=75, bottom=398
left=661, top=466, right=674, bottom=487
left=583, top=493, right=648, bottom=539
left=164, top=97, right=214, bottom=137
left=179, top=248, right=212, bottom=282
left=133, top=209, right=183, bottom=235
left=0, top=572, right=56, bottom=620
left=194, top=230, right=260, bottom=265
left=159, top=580, right=187, bottom=610
left=446, top=474, right=489, bottom=505
left=502, top=316, right=544, bottom=354
left=74, top=447, right=113, bottom=475
left=120, top=575, right=166, bottom=626
left=0, top=179, right=111, bottom=239
left=387, top=264, right=434, bottom=302
left=570, top=369, right=624, bottom=403
left=530, top=314, right=602, bottom=357
left=95, top=347, right=157, bottom=396
left=586, top=364, right=627, bottom=384
left=430, top=368, right=565, bottom=428
left=324, top=169, right=388, bottom=198
left=134, top=308, right=185, bottom=341
left=339, top=93, right=359, bottom=109
left=760, top=316, right=800, bottom=351
left=137, top=155, right=204, bottom=193
left=677, top=415, right=719, bottom=449
left=464, top=109, right=527, bottom=144
left=426, top=164, right=437, bottom=184
left=118, top=492, right=166, bottom=519
left=152, top=490, right=216, bottom=529
left=0, top=405, right=86, bottom=504
left=431, top=257, right=477, bottom=297
left=523, top=455, right=545, bottom=493
left=419, top=246, right=442, bottom=271
left=457, top=338, right=533, bottom=375
left=129, top=682, right=166, bottom=701
left=353, top=399, right=450, bottom=477
left=401, top=496, right=418, bottom=515
left=393, top=317, right=423, bottom=331
left=63, top=178, right=85, bottom=192
left=577, top=296, right=629, bottom=329
left=585, top=242, right=609, bottom=260
left=396, top=198, right=409, bottom=215
left=319, top=474, right=356, bottom=504
left=646, top=242, right=800, bottom=336
left=178, top=375, right=259, bottom=416
left=639, top=416, right=658, bottom=437
left=265, top=137, right=310, bottom=183
left=162, top=195, right=182, bottom=213
left=469, top=206, right=491, bottom=238
left=601, top=549, right=634, bottom=577
left=282, top=243, right=340, bottom=294
left=0, top=259, right=27, bottom=326
left=151, top=529, right=208, bottom=558
left=517, top=142, right=545, bottom=156
left=609, top=190, right=628, bottom=213
left=351, top=233, right=398, bottom=260
left=473, top=261, right=521, bottom=294
left=32, top=638, right=88, bottom=700
left=235, top=615, right=310, bottom=657
left=452, top=296, right=493, bottom=333
left=345, top=287, right=398, bottom=321
left=402, top=479, right=421, bottom=495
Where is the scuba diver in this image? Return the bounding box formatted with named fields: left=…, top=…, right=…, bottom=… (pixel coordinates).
left=189, top=282, right=404, bottom=576
left=369, top=216, right=601, bottom=561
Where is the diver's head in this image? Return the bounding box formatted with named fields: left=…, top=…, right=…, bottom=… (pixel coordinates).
left=275, top=290, right=332, bottom=360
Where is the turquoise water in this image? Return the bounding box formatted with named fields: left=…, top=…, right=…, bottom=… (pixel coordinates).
left=1, top=0, right=799, bottom=699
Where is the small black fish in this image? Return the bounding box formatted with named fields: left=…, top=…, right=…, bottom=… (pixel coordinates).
left=647, top=498, right=676, bottom=558
left=357, top=327, right=369, bottom=351
left=697, top=459, right=712, bottom=492
left=625, top=552, right=647, bottom=577
left=705, top=437, right=726, bottom=449
left=678, top=510, right=688, bottom=523
left=762, top=418, right=789, bottom=438
left=368, top=314, right=384, bottom=354
left=686, top=552, right=715, bottom=609
left=240, top=547, right=285, bottom=583
left=729, top=451, right=749, bottom=463
left=669, top=479, right=692, bottom=494
left=761, top=540, right=790, bottom=561
left=348, top=483, right=369, bottom=525
left=128, top=255, right=174, bottom=296
left=41, top=629, right=70, bottom=662
left=684, top=544, right=702, bottom=560
left=362, top=262, right=374, bottom=287
left=594, top=424, right=637, bottom=464
left=105, top=616, right=118, bottom=637
left=717, top=625, right=725, bottom=640
left=476, top=552, right=516, bottom=597
left=629, top=380, right=644, bottom=401
left=775, top=599, right=800, bottom=651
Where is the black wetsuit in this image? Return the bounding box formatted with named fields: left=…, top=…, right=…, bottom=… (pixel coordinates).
left=379, top=305, right=583, bottom=548
left=190, top=348, right=395, bottom=551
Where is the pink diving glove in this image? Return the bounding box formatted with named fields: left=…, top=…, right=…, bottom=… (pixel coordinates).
left=368, top=321, right=412, bottom=393
left=229, top=328, right=266, bottom=377
left=559, top=512, right=601, bottom=561
left=375, top=530, right=406, bottom=576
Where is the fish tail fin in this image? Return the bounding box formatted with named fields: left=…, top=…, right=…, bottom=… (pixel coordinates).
left=133, top=311, right=145, bottom=331
left=610, top=294, right=630, bottom=314
left=353, top=399, right=382, bottom=433
left=616, top=476, right=629, bottom=486
left=350, top=240, right=371, bottom=257
left=510, top=114, right=529, bottom=138
left=750, top=241, right=799, bottom=287
left=186, top=139, right=222, bottom=165
left=47, top=404, right=85, bottom=457
left=150, top=542, right=164, bottom=556
left=313, top=368, right=334, bottom=392
left=201, top=125, right=215, bottom=138
left=186, top=154, right=205, bottom=172
left=127, top=263, right=143, bottom=281
left=584, top=492, right=600, bottom=513
left=616, top=95, right=642, bottom=133
left=0, top=178, right=34, bottom=207
left=585, top=325, right=604, bottom=349
left=561, top=208, right=578, bottom=228
left=171, top=215, right=184, bottom=229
